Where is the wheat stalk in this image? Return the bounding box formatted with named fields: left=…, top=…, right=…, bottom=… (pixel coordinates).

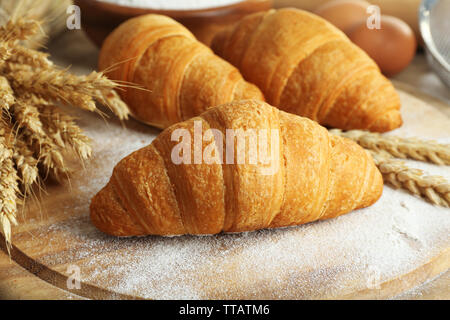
left=330, top=129, right=450, bottom=207
left=0, top=15, right=131, bottom=248
left=13, top=135, right=39, bottom=189
left=8, top=44, right=53, bottom=68
left=21, top=119, right=68, bottom=179
left=7, top=65, right=96, bottom=111
left=12, top=95, right=45, bottom=135
left=330, top=129, right=450, bottom=165
left=0, top=118, right=38, bottom=189
left=0, top=18, right=40, bottom=42
left=6, top=63, right=128, bottom=115
left=11, top=96, right=68, bottom=179
left=0, top=122, right=19, bottom=250
left=370, top=150, right=450, bottom=207
left=95, top=89, right=130, bottom=120
left=0, top=0, right=70, bottom=49
left=0, top=18, right=40, bottom=63
left=0, top=122, right=12, bottom=163
left=0, top=75, right=14, bottom=110
left=39, top=104, right=92, bottom=160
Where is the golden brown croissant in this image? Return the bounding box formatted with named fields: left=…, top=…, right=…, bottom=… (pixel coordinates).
left=98, top=14, right=264, bottom=129
left=90, top=100, right=383, bottom=236
left=211, top=8, right=402, bottom=133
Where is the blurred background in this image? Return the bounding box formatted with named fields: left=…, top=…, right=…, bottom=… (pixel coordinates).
left=2, top=0, right=448, bottom=103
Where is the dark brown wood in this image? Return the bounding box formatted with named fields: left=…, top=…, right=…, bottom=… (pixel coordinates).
left=74, top=0, right=272, bottom=46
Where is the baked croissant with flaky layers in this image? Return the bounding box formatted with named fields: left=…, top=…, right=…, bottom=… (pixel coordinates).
left=98, top=14, right=264, bottom=129
left=90, top=100, right=383, bottom=236
left=211, top=8, right=402, bottom=133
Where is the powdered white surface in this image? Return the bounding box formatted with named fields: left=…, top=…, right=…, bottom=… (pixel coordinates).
left=97, top=0, right=244, bottom=10
left=17, top=89, right=449, bottom=299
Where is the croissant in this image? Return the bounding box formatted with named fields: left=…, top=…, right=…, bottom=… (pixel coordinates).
left=211, top=8, right=402, bottom=133
left=98, top=14, right=264, bottom=129
left=90, top=100, right=383, bottom=236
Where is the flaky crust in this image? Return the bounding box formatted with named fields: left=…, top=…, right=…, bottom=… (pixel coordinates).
left=90, top=100, right=383, bottom=236
left=98, top=14, right=264, bottom=129
left=211, top=8, right=402, bottom=133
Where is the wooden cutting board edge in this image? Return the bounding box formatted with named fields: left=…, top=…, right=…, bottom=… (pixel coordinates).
left=0, top=236, right=448, bottom=300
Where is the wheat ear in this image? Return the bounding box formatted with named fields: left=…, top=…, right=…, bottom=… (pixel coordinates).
left=0, top=18, right=40, bottom=41
left=370, top=151, right=450, bottom=207
left=0, top=157, right=19, bottom=253
left=0, top=123, right=20, bottom=251
left=0, top=18, right=40, bottom=63
left=39, top=105, right=92, bottom=160
left=12, top=95, right=45, bottom=135
left=5, top=64, right=98, bottom=111
left=9, top=45, right=53, bottom=68
left=0, top=76, right=14, bottom=110
left=95, top=89, right=130, bottom=120
left=330, top=129, right=450, bottom=165
left=11, top=134, right=39, bottom=189
left=0, top=119, right=39, bottom=189
left=12, top=99, right=68, bottom=178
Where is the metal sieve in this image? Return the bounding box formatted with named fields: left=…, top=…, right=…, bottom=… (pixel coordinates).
left=419, top=0, right=450, bottom=88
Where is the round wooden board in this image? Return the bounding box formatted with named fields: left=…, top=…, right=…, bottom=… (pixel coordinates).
left=0, top=85, right=449, bottom=300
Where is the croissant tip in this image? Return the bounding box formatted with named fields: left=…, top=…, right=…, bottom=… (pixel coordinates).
left=367, top=109, right=403, bottom=133
left=90, top=188, right=115, bottom=236
left=90, top=185, right=139, bottom=237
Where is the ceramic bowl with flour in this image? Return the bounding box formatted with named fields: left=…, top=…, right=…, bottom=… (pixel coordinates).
left=74, top=0, right=272, bottom=46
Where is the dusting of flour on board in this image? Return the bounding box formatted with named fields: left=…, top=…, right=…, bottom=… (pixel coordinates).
left=19, top=89, right=449, bottom=299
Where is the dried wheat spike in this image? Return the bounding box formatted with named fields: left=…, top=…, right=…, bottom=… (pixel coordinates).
left=0, top=124, right=20, bottom=249
left=12, top=96, right=45, bottom=135
left=24, top=124, right=68, bottom=178
left=95, top=89, right=130, bottom=120
left=330, top=129, right=450, bottom=165
left=12, top=135, right=39, bottom=188
left=9, top=45, right=53, bottom=68
left=13, top=100, right=68, bottom=178
left=0, top=76, right=15, bottom=110
left=0, top=18, right=40, bottom=41
left=0, top=158, right=19, bottom=251
left=7, top=65, right=117, bottom=112
left=370, top=151, right=450, bottom=207
left=0, top=126, right=13, bottom=163
left=0, top=18, right=40, bottom=63
left=0, top=120, right=38, bottom=188
left=39, top=105, right=92, bottom=160
left=0, top=16, right=133, bottom=249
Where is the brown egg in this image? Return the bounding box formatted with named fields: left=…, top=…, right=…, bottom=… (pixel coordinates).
left=348, top=15, right=417, bottom=76
left=314, top=0, right=371, bottom=35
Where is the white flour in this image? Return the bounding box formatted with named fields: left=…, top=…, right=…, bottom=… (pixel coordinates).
left=17, top=90, right=449, bottom=299
left=97, top=0, right=244, bottom=10
left=35, top=183, right=449, bottom=299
